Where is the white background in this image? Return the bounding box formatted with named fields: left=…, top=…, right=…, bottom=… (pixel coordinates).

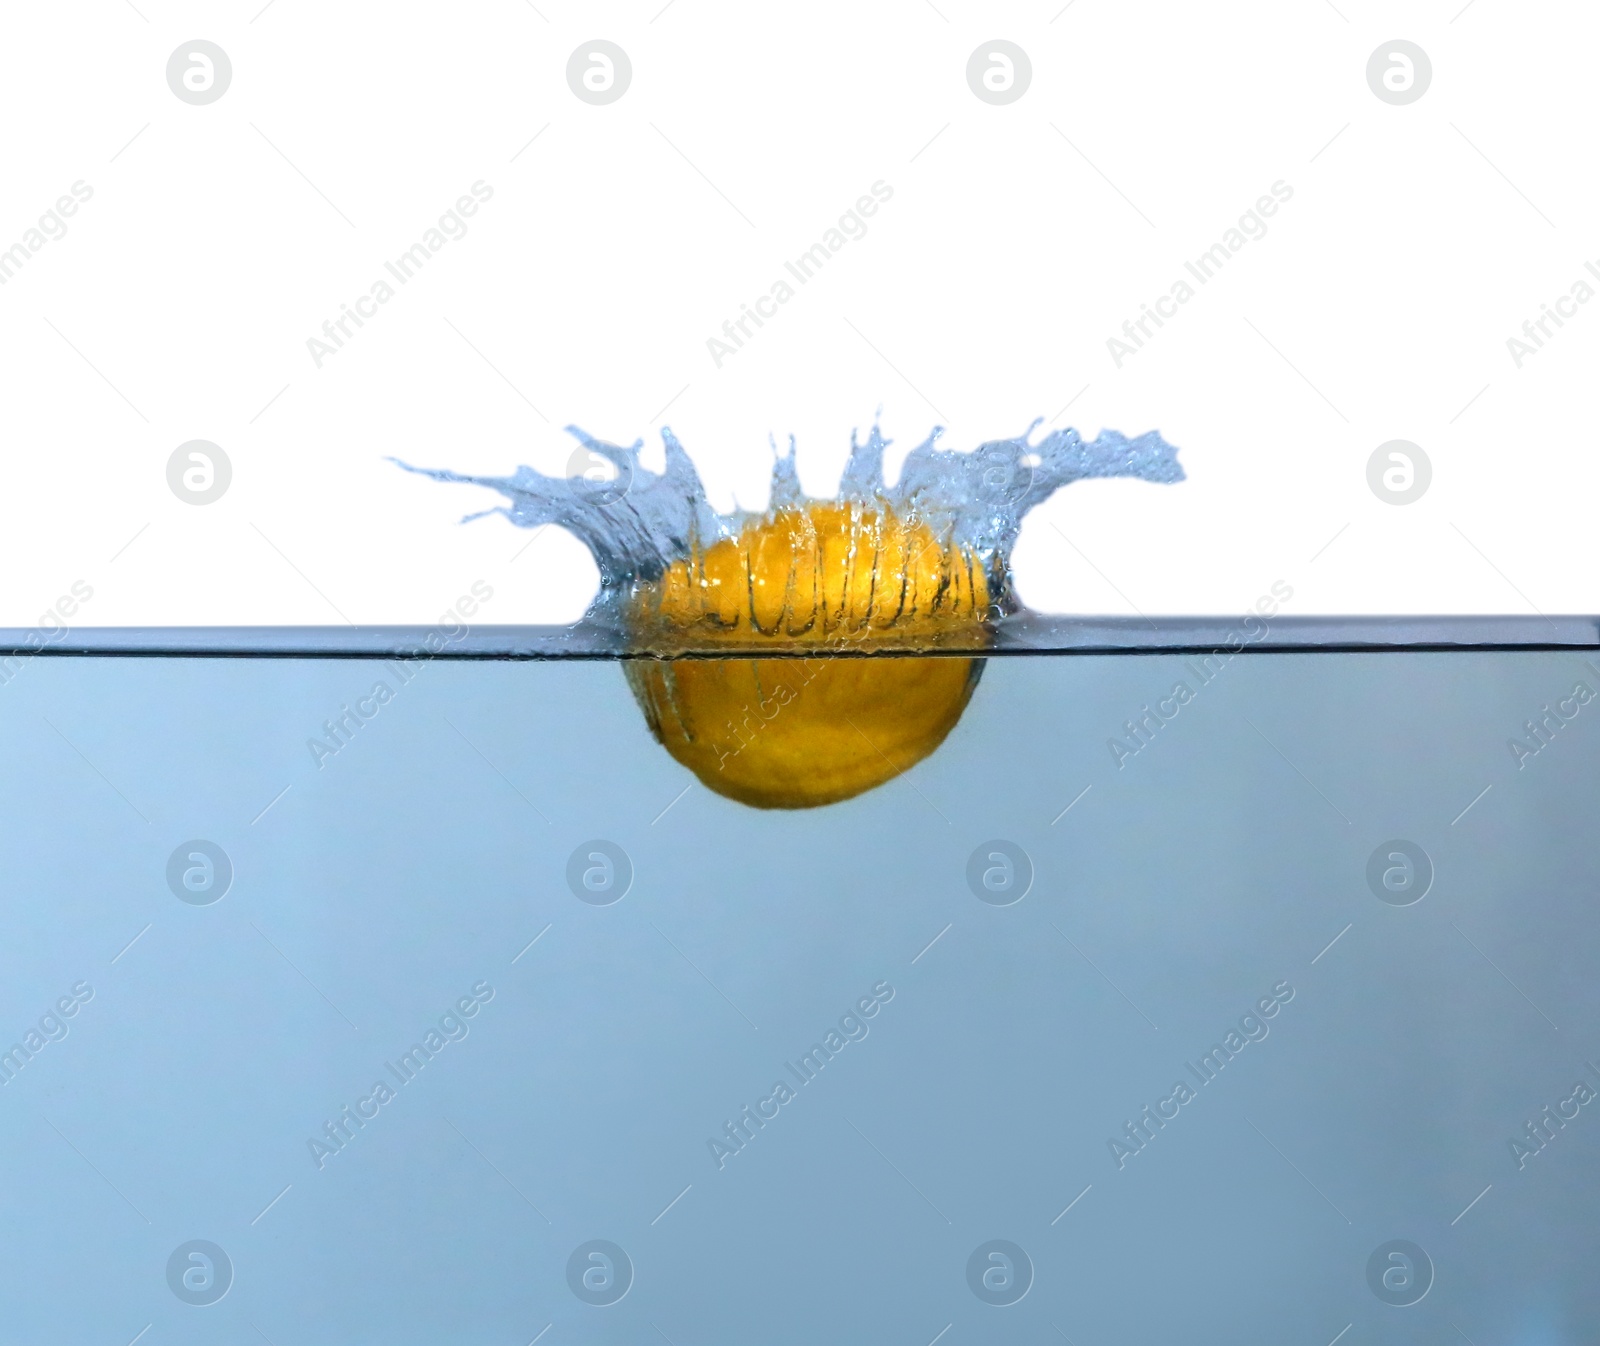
left=0, top=0, right=1593, bottom=629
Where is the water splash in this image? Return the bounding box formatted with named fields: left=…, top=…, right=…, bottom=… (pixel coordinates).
left=392, top=418, right=1183, bottom=650
left=394, top=419, right=1183, bottom=806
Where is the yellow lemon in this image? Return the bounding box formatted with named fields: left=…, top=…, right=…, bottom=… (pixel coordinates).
left=623, top=500, right=992, bottom=809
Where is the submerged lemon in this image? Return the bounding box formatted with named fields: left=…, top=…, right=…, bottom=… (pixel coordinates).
left=623, top=500, right=992, bottom=808
left=396, top=418, right=1183, bottom=809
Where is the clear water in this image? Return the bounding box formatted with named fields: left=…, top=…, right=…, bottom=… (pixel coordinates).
left=2, top=647, right=1596, bottom=1344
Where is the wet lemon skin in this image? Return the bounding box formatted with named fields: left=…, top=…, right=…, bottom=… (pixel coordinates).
left=626, top=654, right=982, bottom=809
left=623, top=501, right=993, bottom=809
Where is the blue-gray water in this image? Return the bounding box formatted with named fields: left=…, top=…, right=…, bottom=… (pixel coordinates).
left=1, top=649, right=1596, bottom=1344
